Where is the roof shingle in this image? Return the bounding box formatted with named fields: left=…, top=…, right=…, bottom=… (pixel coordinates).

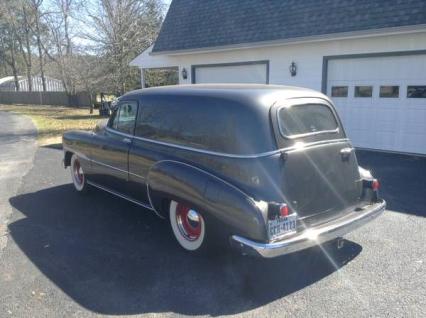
left=152, top=0, right=426, bottom=53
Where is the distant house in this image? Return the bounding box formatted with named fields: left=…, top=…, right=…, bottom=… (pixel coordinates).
left=0, top=75, right=65, bottom=92
left=130, top=0, right=426, bottom=155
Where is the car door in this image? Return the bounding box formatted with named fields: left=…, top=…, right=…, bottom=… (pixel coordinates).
left=90, top=100, right=138, bottom=194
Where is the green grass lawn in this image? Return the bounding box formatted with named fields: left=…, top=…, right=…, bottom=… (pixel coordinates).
left=0, top=104, right=103, bottom=145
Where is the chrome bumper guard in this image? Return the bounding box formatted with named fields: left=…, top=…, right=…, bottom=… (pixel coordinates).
left=231, top=199, right=386, bottom=258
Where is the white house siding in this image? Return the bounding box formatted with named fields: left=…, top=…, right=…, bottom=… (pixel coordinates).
left=132, top=32, right=426, bottom=91
left=193, top=62, right=268, bottom=84
left=131, top=31, right=426, bottom=154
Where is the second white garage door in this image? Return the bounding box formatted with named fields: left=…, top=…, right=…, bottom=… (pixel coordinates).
left=327, top=54, right=426, bottom=155
left=193, top=61, right=268, bottom=84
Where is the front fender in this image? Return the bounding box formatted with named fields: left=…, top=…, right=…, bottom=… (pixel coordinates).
left=147, top=160, right=267, bottom=242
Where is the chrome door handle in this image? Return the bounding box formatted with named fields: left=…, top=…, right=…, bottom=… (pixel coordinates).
left=122, top=137, right=132, bottom=144
left=340, top=147, right=354, bottom=155
left=340, top=147, right=354, bottom=160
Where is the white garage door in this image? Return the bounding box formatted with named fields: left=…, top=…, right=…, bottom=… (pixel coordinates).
left=327, top=54, right=426, bottom=155
left=193, top=62, right=268, bottom=84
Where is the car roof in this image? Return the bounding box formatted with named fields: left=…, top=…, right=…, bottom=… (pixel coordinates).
left=123, top=84, right=330, bottom=106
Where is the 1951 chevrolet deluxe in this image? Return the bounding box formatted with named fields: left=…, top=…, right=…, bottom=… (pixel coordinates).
left=62, top=84, right=385, bottom=257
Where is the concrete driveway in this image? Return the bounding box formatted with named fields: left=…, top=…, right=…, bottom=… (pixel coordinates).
left=0, top=112, right=425, bottom=317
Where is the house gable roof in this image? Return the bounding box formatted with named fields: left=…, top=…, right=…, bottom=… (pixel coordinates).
left=152, top=0, right=426, bottom=54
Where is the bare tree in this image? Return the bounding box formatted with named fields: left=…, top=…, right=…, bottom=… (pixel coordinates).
left=0, top=0, right=24, bottom=90
left=0, top=25, right=21, bottom=90
left=29, top=0, right=47, bottom=91
left=40, top=0, right=79, bottom=93
left=13, top=2, right=35, bottom=91
left=85, top=0, right=163, bottom=94
left=0, top=0, right=164, bottom=96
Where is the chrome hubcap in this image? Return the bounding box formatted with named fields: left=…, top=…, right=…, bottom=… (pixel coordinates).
left=73, top=159, right=84, bottom=185
left=176, top=203, right=202, bottom=241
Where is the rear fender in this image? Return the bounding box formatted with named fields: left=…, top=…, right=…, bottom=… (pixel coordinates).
left=147, top=160, right=267, bottom=242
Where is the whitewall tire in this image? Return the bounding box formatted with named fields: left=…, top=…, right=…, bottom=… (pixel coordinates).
left=169, top=200, right=206, bottom=252
left=70, top=154, right=88, bottom=193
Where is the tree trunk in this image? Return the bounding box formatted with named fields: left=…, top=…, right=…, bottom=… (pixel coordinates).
left=63, top=1, right=72, bottom=55
left=21, top=6, right=33, bottom=91
left=89, top=92, right=93, bottom=114
left=34, top=9, right=46, bottom=91
left=9, top=39, right=20, bottom=91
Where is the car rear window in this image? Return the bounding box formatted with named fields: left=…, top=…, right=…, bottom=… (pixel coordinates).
left=278, top=104, right=338, bottom=138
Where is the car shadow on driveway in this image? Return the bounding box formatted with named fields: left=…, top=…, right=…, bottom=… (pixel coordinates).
left=356, top=150, right=426, bottom=217
left=8, top=184, right=361, bottom=316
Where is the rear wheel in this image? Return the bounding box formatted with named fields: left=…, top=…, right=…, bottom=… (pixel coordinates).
left=169, top=200, right=207, bottom=252
left=70, top=154, right=88, bottom=193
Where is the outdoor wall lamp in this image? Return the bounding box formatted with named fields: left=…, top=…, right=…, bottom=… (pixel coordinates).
left=181, top=67, right=188, bottom=79
left=289, top=62, right=297, bottom=77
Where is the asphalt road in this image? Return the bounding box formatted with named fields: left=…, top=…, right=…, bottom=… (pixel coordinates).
left=0, top=112, right=425, bottom=317
left=0, top=111, right=37, bottom=257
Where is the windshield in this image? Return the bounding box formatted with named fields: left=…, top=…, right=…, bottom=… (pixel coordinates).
left=278, top=103, right=339, bottom=138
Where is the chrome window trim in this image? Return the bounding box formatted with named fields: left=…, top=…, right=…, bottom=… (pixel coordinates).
left=276, top=99, right=340, bottom=140
left=105, top=127, right=348, bottom=158
left=285, top=139, right=350, bottom=154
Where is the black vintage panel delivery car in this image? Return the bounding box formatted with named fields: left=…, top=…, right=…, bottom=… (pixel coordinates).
left=62, top=84, right=385, bottom=257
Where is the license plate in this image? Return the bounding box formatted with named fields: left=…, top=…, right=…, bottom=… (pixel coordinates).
left=268, top=213, right=297, bottom=240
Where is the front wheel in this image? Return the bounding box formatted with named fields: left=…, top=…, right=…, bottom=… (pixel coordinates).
left=70, top=154, right=88, bottom=193
left=169, top=200, right=207, bottom=252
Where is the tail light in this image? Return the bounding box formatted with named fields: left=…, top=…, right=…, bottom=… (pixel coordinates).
left=268, top=202, right=290, bottom=219
left=363, top=179, right=380, bottom=191
left=372, top=179, right=380, bottom=191
left=280, top=204, right=289, bottom=217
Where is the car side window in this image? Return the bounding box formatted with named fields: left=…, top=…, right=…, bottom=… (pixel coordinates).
left=109, top=101, right=138, bottom=135
left=108, top=109, right=119, bottom=130
left=135, top=96, right=239, bottom=151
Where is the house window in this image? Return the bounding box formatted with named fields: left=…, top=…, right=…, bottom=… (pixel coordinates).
left=143, top=67, right=179, bottom=88
left=331, top=86, right=348, bottom=97
left=407, top=86, right=426, bottom=98
left=355, top=86, right=373, bottom=98
left=380, top=86, right=399, bottom=98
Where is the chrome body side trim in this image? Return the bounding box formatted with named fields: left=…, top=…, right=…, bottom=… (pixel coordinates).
left=129, top=171, right=146, bottom=180
left=87, top=180, right=154, bottom=211
left=146, top=182, right=164, bottom=219
left=91, top=158, right=128, bottom=175
left=231, top=199, right=386, bottom=258
left=105, top=126, right=349, bottom=158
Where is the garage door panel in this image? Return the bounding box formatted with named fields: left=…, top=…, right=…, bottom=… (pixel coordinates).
left=194, top=62, right=267, bottom=84
left=328, top=54, right=426, bottom=155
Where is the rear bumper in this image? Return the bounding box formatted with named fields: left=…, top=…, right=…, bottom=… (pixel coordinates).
left=231, top=199, right=386, bottom=258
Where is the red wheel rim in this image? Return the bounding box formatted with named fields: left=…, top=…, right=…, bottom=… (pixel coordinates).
left=175, top=203, right=202, bottom=241
left=73, top=159, right=84, bottom=185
